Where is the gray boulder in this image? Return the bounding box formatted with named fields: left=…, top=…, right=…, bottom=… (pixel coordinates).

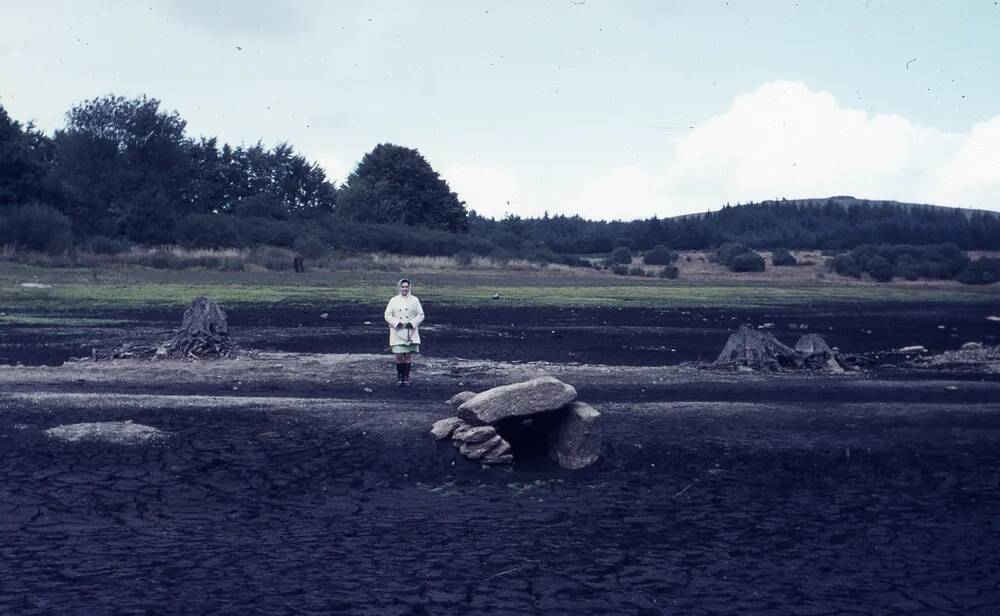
left=447, top=391, right=477, bottom=410
left=549, top=402, right=602, bottom=470
left=452, top=424, right=498, bottom=445
left=460, top=434, right=505, bottom=460
left=430, top=417, right=466, bottom=440
left=457, top=376, right=577, bottom=424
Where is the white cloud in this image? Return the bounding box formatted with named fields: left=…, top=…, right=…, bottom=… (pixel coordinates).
left=565, top=80, right=1000, bottom=219
left=315, top=152, right=352, bottom=185
left=440, top=164, right=524, bottom=219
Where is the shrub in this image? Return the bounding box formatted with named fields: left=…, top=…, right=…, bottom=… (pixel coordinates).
left=771, top=247, right=797, bottom=266
left=610, top=246, right=632, bottom=264
left=713, top=242, right=753, bottom=266
left=957, top=257, right=1000, bottom=285
left=658, top=265, right=680, bottom=279
left=87, top=236, right=131, bottom=255
left=729, top=251, right=766, bottom=272
left=454, top=250, right=474, bottom=267
left=0, top=203, right=73, bottom=253
left=628, top=266, right=645, bottom=276
left=867, top=255, right=895, bottom=282
left=293, top=235, right=327, bottom=259
left=643, top=245, right=679, bottom=265
left=829, top=253, right=862, bottom=278
left=611, top=264, right=628, bottom=275
left=176, top=214, right=242, bottom=249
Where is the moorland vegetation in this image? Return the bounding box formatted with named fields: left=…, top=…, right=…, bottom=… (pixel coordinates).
left=2, top=96, right=1000, bottom=284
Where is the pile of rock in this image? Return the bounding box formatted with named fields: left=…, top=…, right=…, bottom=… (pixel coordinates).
left=430, top=376, right=602, bottom=470
left=908, top=341, right=1000, bottom=373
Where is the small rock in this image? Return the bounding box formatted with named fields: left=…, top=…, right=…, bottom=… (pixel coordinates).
left=945, top=385, right=959, bottom=391
left=988, top=316, right=1000, bottom=322
left=320, top=313, right=329, bottom=319
left=492, top=293, right=501, bottom=300
left=364, top=321, right=372, bottom=325
left=452, top=425, right=497, bottom=445
left=481, top=453, right=513, bottom=465
left=758, top=323, right=775, bottom=329
left=363, top=387, right=373, bottom=393
left=897, top=345, right=927, bottom=353
left=961, top=342, right=984, bottom=351
left=430, top=417, right=465, bottom=440
left=460, top=435, right=504, bottom=460
left=446, top=391, right=477, bottom=410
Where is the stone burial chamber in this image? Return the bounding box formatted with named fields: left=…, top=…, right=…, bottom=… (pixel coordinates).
left=429, top=376, right=602, bottom=470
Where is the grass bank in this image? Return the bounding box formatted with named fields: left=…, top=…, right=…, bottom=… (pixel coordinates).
left=2, top=262, right=995, bottom=313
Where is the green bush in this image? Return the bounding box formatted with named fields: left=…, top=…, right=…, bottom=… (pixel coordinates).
left=454, top=250, right=474, bottom=267
left=610, top=246, right=632, bottom=264
left=957, top=257, right=1000, bottom=285
left=643, top=245, right=679, bottom=265
left=829, top=253, right=862, bottom=278
left=0, top=203, right=73, bottom=253
left=87, top=235, right=131, bottom=255
left=658, top=265, right=680, bottom=279
left=628, top=266, right=645, bottom=276
left=730, top=251, right=766, bottom=272
left=771, top=247, right=797, bottom=266
left=177, top=214, right=242, bottom=248
left=867, top=255, right=894, bottom=282
left=611, top=264, right=628, bottom=275
left=293, top=235, right=327, bottom=259
left=713, top=242, right=753, bottom=266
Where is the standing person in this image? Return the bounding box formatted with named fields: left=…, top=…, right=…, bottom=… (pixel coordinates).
left=384, top=278, right=424, bottom=387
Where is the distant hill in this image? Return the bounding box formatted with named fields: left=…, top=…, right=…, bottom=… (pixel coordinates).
left=657, top=196, right=1000, bottom=250
left=470, top=197, right=1000, bottom=254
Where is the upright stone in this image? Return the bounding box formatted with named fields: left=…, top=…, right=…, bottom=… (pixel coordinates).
left=457, top=376, right=577, bottom=425
left=549, top=402, right=602, bottom=470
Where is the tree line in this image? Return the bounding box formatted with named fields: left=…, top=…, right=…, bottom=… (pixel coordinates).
left=3, top=95, right=1000, bottom=260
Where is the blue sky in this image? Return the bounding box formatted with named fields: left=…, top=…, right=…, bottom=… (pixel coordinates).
left=2, top=0, right=998, bottom=219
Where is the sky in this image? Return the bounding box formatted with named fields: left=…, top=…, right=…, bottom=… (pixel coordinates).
left=2, top=0, right=999, bottom=220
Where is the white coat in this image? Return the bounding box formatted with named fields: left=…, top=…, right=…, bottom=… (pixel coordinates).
left=384, top=294, right=424, bottom=346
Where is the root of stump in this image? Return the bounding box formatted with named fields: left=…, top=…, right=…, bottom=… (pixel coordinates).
left=96, top=296, right=238, bottom=361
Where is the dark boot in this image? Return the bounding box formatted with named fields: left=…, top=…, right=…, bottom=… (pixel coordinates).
left=402, top=363, right=412, bottom=386
left=395, top=363, right=405, bottom=386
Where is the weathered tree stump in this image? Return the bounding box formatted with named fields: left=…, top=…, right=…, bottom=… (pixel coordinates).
left=711, top=325, right=849, bottom=372
left=162, top=296, right=236, bottom=358
left=98, top=296, right=237, bottom=360
left=713, top=324, right=800, bottom=370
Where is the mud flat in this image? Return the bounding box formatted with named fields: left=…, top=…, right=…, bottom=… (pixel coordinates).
left=2, top=348, right=1000, bottom=615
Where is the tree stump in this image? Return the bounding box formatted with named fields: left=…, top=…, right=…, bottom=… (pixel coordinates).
left=711, top=326, right=849, bottom=372
left=162, top=296, right=236, bottom=358
left=712, top=324, right=801, bottom=370
left=98, top=296, right=237, bottom=360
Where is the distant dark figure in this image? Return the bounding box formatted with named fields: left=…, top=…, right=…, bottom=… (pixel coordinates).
left=293, top=254, right=305, bottom=273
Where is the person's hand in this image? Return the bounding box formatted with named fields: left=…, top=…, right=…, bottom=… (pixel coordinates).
left=395, top=321, right=404, bottom=329
left=405, top=322, right=414, bottom=329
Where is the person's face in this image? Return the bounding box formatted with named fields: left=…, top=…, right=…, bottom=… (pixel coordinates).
left=400, top=283, right=410, bottom=296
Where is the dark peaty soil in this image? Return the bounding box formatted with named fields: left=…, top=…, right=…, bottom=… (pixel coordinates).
left=1, top=299, right=999, bottom=614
